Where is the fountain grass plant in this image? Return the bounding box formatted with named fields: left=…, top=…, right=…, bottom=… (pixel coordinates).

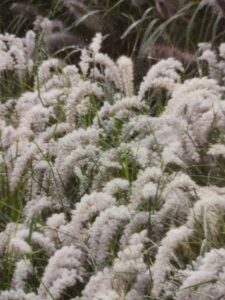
left=1, top=1, right=225, bottom=300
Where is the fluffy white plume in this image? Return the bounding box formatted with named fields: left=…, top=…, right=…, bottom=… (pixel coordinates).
left=2, top=31, right=225, bottom=300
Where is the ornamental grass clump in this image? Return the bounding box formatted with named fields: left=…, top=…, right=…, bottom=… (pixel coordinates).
left=2, top=13, right=225, bottom=300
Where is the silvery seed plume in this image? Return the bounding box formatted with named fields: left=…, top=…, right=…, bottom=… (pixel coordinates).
left=34, top=16, right=65, bottom=34
left=45, top=32, right=87, bottom=54
left=214, top=0, right=225, bottom=15
left=148, top=43, right=195, bottom=65
left=34, top=16, right=87, bottom=55
left=135, top=42, right=194, bottom=84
